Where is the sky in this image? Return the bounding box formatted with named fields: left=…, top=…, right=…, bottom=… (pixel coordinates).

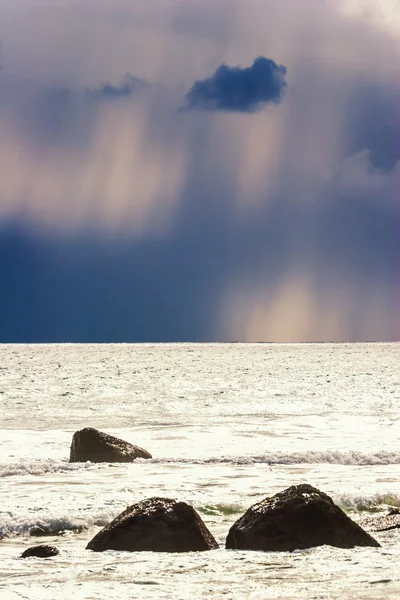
left=0, top=0, right=399, bottom=342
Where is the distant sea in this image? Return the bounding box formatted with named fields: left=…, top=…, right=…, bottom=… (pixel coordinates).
left=0, top=343, right=399, bottom=599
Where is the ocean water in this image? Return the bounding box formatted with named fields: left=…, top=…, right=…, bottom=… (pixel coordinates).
left=0, top=342, right=399, bottom=599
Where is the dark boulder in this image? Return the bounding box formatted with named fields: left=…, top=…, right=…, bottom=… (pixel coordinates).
left=21, top=545, right=59, bottom=558
left=86, top=497, right=219, bottom=552
left=226, top=484, right=380, bottom=551
left=69, top=427, right=152, bottom=463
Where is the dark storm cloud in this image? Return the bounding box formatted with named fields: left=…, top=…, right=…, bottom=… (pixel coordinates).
left=0, top=221, right=223, bottom=342
left=0, top=152, right=398, bottom=343
left=0, top=65, right=398, bottom=342
left=182, top=56, right=287, bottom=112
left=90, top=74, right=149, bottom=100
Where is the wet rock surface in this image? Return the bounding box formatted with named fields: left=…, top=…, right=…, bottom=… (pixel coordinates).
left=226, top=484, right=380, bottom=551
left=21, top=545, right=60, bottom=558
left=69, top=427, right=152, bottom=463
left=86, top=497, right=219, bottom=552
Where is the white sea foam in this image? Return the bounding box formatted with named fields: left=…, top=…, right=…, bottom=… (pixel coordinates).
left=1, top=450, right=398, bottom=479
left=1, top=489, right=399, bottom=541
left=142, top=450, right=400, bottom=466
left=0, top=513, right=111, bottom=539
left=0, top=343, right=399, bottom=600
left=0, top=459, right=104, bottom=478
left=336, top=492, right=400, bottom=512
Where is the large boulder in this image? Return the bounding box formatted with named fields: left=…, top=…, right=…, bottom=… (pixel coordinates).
left=20, top=545, right=59, bottom=558
left=226, top=484, right=380, bottom=551
left=69, top=427, right=152, bottom=463
left=86, top=497, right=219, bottom=552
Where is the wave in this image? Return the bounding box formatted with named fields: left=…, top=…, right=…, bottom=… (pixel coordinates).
left=1, top=494, right=399, bottom=539
left=198, top=494, right=400, bottom=516
left=336, top=492, right=400, bottom=513
left=1, top=450, right=399, bottom=478
left=0, top=513, right=111, bottom=540
left=0, top=459, right=106, bottom=477
left=142, top=450, right=400, bottom=466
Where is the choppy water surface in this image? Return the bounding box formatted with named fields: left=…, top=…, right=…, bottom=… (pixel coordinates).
left=0, top=343, right=399, bottom=599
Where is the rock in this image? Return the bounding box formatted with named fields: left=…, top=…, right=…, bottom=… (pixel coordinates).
left=29, top=524, right=85, bottom=536
left=226, top=484, right=380, bottom=551
left=69, top=427, right=152, bottom=463
left=29, top=526, right=48, bottom=537
left=20, top=545, right=59, bottom=558
left=86, top=497, right=219, bottom=552
left=360, top=508, right=400, bottom=533
left=388, top=507, right=400, bottom=516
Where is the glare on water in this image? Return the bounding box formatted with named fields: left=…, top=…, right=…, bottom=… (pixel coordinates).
left=0, top=343, right=399, bottom=599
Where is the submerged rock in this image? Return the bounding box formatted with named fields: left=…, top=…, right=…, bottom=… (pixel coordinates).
left=29, top=524, right=85, bottom=537
left=226, top=484, right=380, bottom=551
left=389, top=507, right=400, bottom=515
left=361, top=508, right=400, bottom=533
left=86, top=497, right=219, bottom=552
left=69, top=427, right=152, bottom=463
left=21, top=545, right=59, bottom=558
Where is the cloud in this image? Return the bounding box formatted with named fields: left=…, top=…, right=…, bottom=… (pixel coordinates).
left=90, top=74, right=149, bottom=99
left=182, top=56, right=287, bottom=112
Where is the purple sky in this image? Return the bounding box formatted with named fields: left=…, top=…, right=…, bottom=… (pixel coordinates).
left=0, top=0, right=399, bottom=341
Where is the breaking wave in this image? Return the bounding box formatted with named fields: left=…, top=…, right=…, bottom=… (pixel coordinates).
left=0, top=459, right=106, bottom=477
left=142, top=450, right=400, bottom=466
left=0, top=513, right=111, bottom=540
left=336, top=492, right=400, bottom=512
left=1, top=494, right=399, bottom=540
left=1, top=450, right=399, bottom=478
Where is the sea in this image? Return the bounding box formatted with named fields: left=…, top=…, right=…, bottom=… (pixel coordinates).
left=0, top=342, right=399, bottom=599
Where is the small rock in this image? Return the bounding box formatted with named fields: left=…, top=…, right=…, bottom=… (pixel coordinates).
left=29, top=524, right=85, bottom=536
left=86, top=497, right=219, bottom=552
left=21, top=545, right=60, bottom=558
left=29, top=526, right=47, bottom=537
left=69, top=427, right=152, bottom=463
left=226, top=484, right=380, bottom=551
